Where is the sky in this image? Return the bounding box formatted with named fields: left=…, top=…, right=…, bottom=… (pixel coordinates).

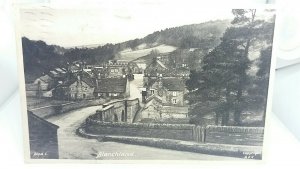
left=19, top=1, right=241, bottom=47
left=19, top=0, right=274, bottom=48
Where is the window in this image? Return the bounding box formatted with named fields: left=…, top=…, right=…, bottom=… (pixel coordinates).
left=172, top=99, right=177, bottom=104
left=172, top=91, right=177, bottom=97
left=115, top=69, right=119, bottom=72
left=150, top=89, right=155, bottom=94
left=111, top=69, right=114, bottom=73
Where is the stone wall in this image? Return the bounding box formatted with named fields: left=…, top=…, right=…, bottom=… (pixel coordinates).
left=92, top=98, right=140, bottom=123
left=85, top=120, right=195, bottom=141
left=163, top=90, right=185, bottom=106
left=84, top=117, right=264, bottom=146
left=29, top=99, right=107, bottom=119
left=69, top=81, right=95, bottom=100
left=204, top=125, right=264, bottom=146
left=161, top=106, right=188, bottom=118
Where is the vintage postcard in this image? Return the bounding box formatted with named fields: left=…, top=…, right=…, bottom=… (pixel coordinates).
left=15, top=2, right=276, bottom=162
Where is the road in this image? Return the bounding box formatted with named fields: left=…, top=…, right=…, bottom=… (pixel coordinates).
left=129, top=74, right=144, bottom=101
left=46, top=106, right=241, bottom=160
left=45, top=75, right=241, bottom=160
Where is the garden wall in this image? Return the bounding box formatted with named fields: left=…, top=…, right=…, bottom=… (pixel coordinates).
left=204, top=125, right=264, bottom=146
left=85, top=119, right=195, bottom=141
left=84, top=117, right=264, bottom=146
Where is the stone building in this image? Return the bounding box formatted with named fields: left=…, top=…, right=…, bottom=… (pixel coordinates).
left=53, top=75, right=95, bottom=100
left=94, top=78, right=129, bottom=99
left=28, top=111, right=59, bottom=159
left=102, top=60, right=128, bottom=78
left=93, top=98, right=140, bottom=123
left=144, top=58, right=169, bottom=77
left=33, top=74, right=55, bottom=91
left=143, top=77, right=188, bottom=119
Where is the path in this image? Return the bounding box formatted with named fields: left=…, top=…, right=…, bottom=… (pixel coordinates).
left=46, top=106, right=240, bottom=160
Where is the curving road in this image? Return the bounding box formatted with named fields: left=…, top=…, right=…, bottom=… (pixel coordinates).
left=46, top=106, right=241, bottom=160
left=45, top=74, right=241, bottom=160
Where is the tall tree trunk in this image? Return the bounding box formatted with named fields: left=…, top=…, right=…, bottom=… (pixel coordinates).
left=222, top=88, right=231, bottom=126
left=234, top=39, right=250, bottom=126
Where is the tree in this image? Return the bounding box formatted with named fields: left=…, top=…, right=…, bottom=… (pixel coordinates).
left=230, top=9, right=257, bottom=125
left=253, top=46, right=273, bottom=125
left=186, top=9, right=275, bottom=126
left=186, top=34, right=244, bottom=126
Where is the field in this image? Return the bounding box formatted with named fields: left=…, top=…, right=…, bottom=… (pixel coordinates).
left=116, top=44, right=177, bottom=61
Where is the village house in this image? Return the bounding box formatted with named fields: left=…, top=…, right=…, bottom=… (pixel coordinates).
left=69, top=63, right=82, bottom=73
left=32, top=74, right=55, bottom=91
left=49, top=67, right=68, bottom=81
left=143, top=77, right=188, bottom=119
left=94, top=78, right=129, bottom=99
left=53, top=74, right=96, bottom=100
left=102, top=60, right=128, bottom=78
left=144, top=58, right=169, bottom=77
left=128, top=62, right=141, bottom=74
left=25, top=74, right=58, bottom=98
left=143, top=57, right=172, bottom=89
left=173, top=67, right=190, bottom=78
left=67, top=76, right=95, bottom=100
left=136, top=62, right=147, bottom=74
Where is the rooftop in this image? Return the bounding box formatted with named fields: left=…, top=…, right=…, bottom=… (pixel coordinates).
left=38, top=74, right=53, bottom=83
left=162, top=78, right=185, bottom=91
left=95, top=78, right=127, bottom=93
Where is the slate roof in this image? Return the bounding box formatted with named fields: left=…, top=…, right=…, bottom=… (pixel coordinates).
left=61, top=78, right=77, bottom=87
left=61, top=76, right=96, bottom=88
left=82, top=76, right=96, bottom=87
left=55, top=68, right=66, bottom=74
left=162, top=78, right=185, bottom=91
left=156, top=60, right=168, bottom=69
left=38, top=75, right=53, bottom=83
left=95, top=78, right=127, bottom=93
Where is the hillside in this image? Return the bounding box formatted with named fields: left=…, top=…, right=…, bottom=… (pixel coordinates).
left=22, top=19, right=231, bottom=82
left=115, top=44, right=177, bottom=61
left=22, top=37, right=68, bottom=82
left=63, top=19, right=231, bottom=64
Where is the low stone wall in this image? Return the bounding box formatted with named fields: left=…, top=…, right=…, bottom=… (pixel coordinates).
left=85, top=119, right=195, bottom=141
left=29, top=99, right=107, bottom=119
left=60, top=99, right=107, bottom=113
left=84, top=117, right=264, bottom=146
left=92, top=98, right=140, bottom=123
left=204, top=125, right=264, bottom=146
left=161, top=106, right=188, bottom=118
left=77, top=127, right=262, bottom=159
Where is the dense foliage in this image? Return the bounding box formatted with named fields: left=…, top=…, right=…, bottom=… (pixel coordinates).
left=186, top=9, right=275, bottom=126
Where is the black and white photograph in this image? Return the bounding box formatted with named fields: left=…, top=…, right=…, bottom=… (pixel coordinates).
left=16, top=3, right=276, bottom=161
